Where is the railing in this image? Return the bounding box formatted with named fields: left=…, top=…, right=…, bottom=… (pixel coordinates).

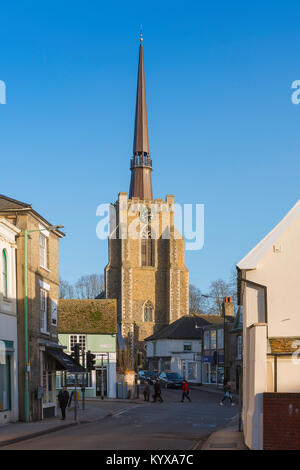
left=130, top=153, right=152, bottom=169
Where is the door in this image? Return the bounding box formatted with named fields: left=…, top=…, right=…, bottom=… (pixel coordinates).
left=202, top=363, right=210, bottom=384
left=96, top=368, right=107, bottom=396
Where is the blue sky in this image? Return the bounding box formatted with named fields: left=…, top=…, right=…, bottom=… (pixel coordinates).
left=1, top=1, right=300, bottom=292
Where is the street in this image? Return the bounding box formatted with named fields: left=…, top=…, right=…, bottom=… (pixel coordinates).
left=2, top=389, right=238, bottom=450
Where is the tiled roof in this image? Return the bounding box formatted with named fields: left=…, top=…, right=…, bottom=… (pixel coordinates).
left=145, top=314, right=234, bottom=341
left=268, top=337, right=300, bottom=354
left=0, top=194, right=31, bottom=210
left=58, top=299, right=117, bottom=334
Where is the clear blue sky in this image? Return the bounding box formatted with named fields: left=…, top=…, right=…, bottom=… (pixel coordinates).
left=1, top=1, right=300, bottom=292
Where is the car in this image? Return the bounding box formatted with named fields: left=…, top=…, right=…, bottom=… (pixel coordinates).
left=143, top=371, right=158, bottom=385
left=158, top=372, right=184, bottom=389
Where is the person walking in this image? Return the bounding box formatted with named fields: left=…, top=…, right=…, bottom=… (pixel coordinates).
left=58, top=387, right=70, bottom=420
left=220, top=382, right=235, bottom=406
left=143, top=380, right=150, bottom=401
left=181, top=380, right=191, bottom=402
left=153, top=380, right=163, bottom=403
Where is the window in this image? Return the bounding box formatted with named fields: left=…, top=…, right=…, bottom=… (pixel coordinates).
left=217, top=329, right=224, bottom=349
left=69, top=335, right=86, bottom=352
left=210, top=330, right=216, bottom=349
left=153, top=341, right=157, bottom=356
left=0, top=347, right=11, bottom=411
left=144, top=301, right=153, bottom=322
left=40, top=289, right=48, bottom=332
left=236, top=335, right=242, bottom=359
left=184, top=342, right=192, bottom=351
left=40, top=234, right=48, bottom=269
left=2, top=250, right=8, bottom=298
left=187, top=362, right=196, bottom=381
left=51, top=300, right=57, bottom=326
left=141, top=229, right=154, bottom=266
left=204, top=330, right=210, bottom=350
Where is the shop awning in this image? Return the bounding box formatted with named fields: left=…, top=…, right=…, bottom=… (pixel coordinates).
left=45, top=348, right=85, bottom=373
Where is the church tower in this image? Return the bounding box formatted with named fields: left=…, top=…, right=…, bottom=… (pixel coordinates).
left=105, top=32, right=189, bottom=365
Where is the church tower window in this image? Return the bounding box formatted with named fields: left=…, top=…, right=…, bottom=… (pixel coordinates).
left=141, top=229, right=154, bottom=266
left=144, top=301, right=153, bottom=322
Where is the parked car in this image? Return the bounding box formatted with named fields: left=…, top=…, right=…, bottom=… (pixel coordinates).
left=158, top=372, right=184, bottom=388
left=144, top=371, right=158, bottom=384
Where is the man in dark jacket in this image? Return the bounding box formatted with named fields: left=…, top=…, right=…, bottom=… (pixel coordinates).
left=58, top=387, right=70, bottom=420
left=153, top=380, right=163, bottom=403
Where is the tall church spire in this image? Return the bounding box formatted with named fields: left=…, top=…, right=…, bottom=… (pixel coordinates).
left=129, top=29, right=153, bottom=200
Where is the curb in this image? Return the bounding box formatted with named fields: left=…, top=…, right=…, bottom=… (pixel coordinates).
left=0, top=405, right=140, bottom=448
left=0, top=421, right=78, bottom=448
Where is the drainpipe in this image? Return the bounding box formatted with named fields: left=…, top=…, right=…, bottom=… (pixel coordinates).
left=24, top=230, right=29, bottom=422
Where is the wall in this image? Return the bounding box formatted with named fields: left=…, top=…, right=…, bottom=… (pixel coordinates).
left=263, top=393, right=300, bottom=450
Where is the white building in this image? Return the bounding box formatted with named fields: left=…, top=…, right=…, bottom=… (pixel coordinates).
left=0, top=218, right=20, bottom=424
left=146, top=316, right=206, bottom=383
left=237, top=201, right=300, bottom=450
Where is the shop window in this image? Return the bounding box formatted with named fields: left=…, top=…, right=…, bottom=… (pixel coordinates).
left=0, top=350, right=11, bottom=411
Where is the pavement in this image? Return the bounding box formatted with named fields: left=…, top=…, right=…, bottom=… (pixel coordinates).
left=0, top=386, right=246, bottom=450
left=0, top=400, right=138, bottom=448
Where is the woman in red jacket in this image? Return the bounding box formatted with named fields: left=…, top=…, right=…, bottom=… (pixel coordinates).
left=181, top=380, right=191, bottom=402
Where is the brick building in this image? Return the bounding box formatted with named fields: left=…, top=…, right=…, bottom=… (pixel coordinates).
left=0, top=195, right=65, bottom=421
left=105, top=34, right=189, bottom=365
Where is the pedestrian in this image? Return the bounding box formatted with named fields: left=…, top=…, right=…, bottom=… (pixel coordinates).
left=220, top=382, right=235, bottom=406
left=143, top=380, right=150, bottom=401
left=152, top=380, right=163, bottom=402
left=58, top=387, right=70, bottom=420
left=181, top=380, right=191, bottom=402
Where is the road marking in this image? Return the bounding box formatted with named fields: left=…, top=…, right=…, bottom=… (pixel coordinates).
left=112, top=405, right=140, bottom=417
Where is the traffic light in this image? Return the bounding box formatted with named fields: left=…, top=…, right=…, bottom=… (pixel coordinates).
left=71, top=343, right=80, bottom=364
left=86, top=350, right=96, bottom=371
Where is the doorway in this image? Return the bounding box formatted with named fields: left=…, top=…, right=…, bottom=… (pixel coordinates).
left=96, top=368, right=107, bottom=396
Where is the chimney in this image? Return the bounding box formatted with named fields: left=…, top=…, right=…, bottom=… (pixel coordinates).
left=223, top=297, right=234, bottom=317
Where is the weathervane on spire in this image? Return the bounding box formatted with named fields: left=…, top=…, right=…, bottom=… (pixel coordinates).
left=140, top=25, right=143, bottom=43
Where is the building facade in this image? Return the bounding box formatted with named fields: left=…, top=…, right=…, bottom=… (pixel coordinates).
left=0, top=218, right=20, bottom=424
left=58, top=299, right=117, bottom=398
left=237, top=200, right=300, bottom=450
left=0, top=195, right=65, bottom=421
left=105, top=34, right=189, bottom=364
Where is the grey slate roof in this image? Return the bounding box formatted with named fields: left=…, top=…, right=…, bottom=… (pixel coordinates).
left=145, top=314, right=235, bottom=341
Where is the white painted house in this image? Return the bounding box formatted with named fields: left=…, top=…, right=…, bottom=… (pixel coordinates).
left=145, top=316, right=206, bottom=383
left=0, top=218, right=20, bottom=424
left=237, top=201, right=300, bottom=450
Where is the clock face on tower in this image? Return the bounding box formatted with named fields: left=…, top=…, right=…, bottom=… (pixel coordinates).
left=139, top=208, right=152, bottom=224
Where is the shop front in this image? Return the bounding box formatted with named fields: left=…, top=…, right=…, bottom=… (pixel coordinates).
left=202, top=352, right=224, bottom=385
left=0, top=339, right=18, bottom=424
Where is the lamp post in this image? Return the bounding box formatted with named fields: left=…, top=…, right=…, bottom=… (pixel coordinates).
left=23, top=224, right=64, bottom=422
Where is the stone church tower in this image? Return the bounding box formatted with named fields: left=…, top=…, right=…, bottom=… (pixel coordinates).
left=105, top=33, right=189, bottom=362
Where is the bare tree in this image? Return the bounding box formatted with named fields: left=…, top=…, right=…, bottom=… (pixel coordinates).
left=75, top=274, right=104, bottom=299
left=207, top=278, right=231, bottom=315
left=59, top=278, right=75, bottom=299
left=189, top=284, right=209, bottom=314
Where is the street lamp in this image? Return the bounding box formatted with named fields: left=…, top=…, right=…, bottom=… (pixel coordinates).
left=24, top=224, right=64, bottom=422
